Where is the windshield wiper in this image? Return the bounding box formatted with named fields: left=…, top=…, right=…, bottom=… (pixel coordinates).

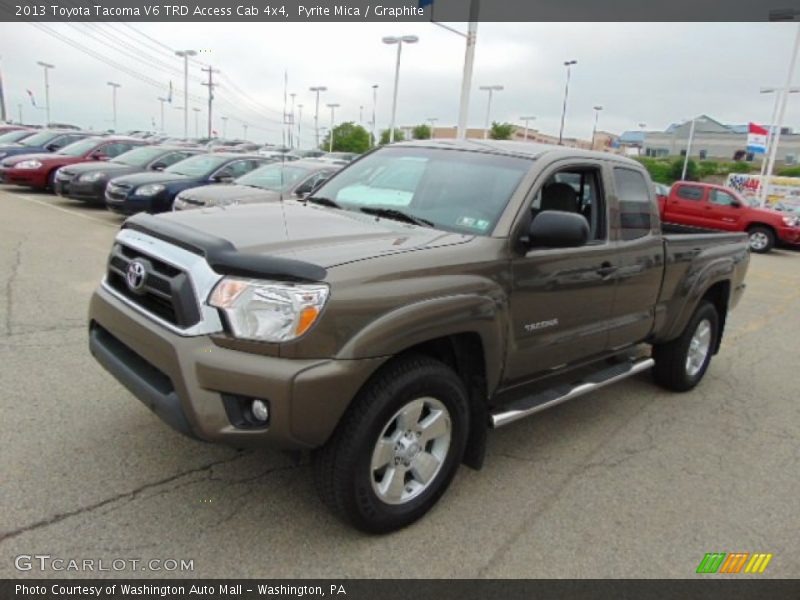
left=360, top=207, right=434, bottom=228
left=305, top=196, right=341, bottom=209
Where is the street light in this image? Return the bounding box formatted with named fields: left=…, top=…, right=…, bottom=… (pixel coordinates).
left=192, top=107, right=201, bottom=138
left=157, top=97, right=168, bottom=133
left=520, top=115, right=536, bottom=142
left=591, top=106, right=603, bottom=150
left=326, top=103, right=340, bottom=152
left=558, top=59, right=577, bottom=145
left=371, top=84, right=378, bottom=147
left=36, top=61, right=54, bottom=126
left=681, top=117, right=707, bottom=180
left=383, top=35, right=419, bottom=144
left=309, top=86, right=327, bottom=149
left=175, top=49, right=197, bottom=139
left=479, top=85, right=503, bottom=140
left=427, top=117, right=438, bottom=139
left=107, top=82, right=121, bottom=132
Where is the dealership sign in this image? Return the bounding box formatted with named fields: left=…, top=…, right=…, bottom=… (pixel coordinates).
left=726, top=173, right=800, bottom=206
left=746, top=123, right=768, bottom=154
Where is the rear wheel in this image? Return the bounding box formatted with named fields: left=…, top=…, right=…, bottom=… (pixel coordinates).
left=314, top=355, right=469, bottom=533
left=748, top=226, right=774, bottom=253
left=652, top=301, right=719, bottom=392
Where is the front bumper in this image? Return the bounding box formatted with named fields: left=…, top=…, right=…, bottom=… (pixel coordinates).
left=0, top=167, right=47, bottom=188
left=776, top=225, right=800, bottom=246
left=88, top=285, right=385, bottom=450
left=56, top=178, right=106, bottom=203
left=105, top=192, right=160, bottom=215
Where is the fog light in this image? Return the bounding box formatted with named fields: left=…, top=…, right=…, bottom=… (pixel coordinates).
left=251, top=399, right=269, bottom=422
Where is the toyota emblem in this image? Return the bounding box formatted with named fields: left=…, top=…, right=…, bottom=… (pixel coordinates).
left=125, top=260, right=147, bottom=292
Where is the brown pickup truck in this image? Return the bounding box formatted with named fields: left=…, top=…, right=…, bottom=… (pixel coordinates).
left=88, top=141, right=749, bottom=532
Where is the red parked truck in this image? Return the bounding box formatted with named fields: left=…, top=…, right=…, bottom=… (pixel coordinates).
left=659, top=181, right=800, bottom=253
left=0, top=136, right=147, bottom=191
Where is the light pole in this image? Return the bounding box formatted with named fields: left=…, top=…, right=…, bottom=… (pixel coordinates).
left=309, top=86, right=327, bottom=149
left=221, top=115, right=228, bottom=138
left=427, top=117, right=438, bottom=139
left=479, top=85, right=503, bottom=139
left=157, top=97, right=167, bottom=133
left=383, top=35, right=419, bottom=144
left=520, top=115, right=536, bottom=142
left=36, top=61, right=54, bottom=126
left=371, top=84, right=378, bottom=147
left=558, top=59, right=577, bottom=145
left=591, top=106, right=603, bottom=149
left=289, top=92, right=296, bottom=148
left=681, top=118, right=705, bottom=180
left=174, top=49, right=197, bottom=139
left=107, top=82, right=121, bottom=132
left=326, top=103, right=340, bottom=152
left=296, top=104, right=303, bottom=149
left=192, top=107, right=201, bottom=138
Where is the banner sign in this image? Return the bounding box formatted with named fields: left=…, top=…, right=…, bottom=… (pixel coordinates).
left=746, top=122, right=768, bottom=154
left=727, top=173, right=800, bottom=206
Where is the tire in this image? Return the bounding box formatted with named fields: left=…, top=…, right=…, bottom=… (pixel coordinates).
left=652, top=300, right=719, bottom=392
left=47, top=170, right=58, bottom=192
left=314, top=354, right=470, bottom=533
left=748, top=226, right=774, bottom=254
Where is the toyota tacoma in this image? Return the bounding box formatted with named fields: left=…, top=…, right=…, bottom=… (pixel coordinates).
left=88, top=141, right=749, bottom=533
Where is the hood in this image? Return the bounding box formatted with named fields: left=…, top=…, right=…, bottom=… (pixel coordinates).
left=179, top=184, right=281, bottom=205
left=141, top=201, right=472, bottom=270
left=61, top=161, right=140, bottom=176
left=111, top=170, right=190, bottom=186
left=2, top=152, right=56, bottom=165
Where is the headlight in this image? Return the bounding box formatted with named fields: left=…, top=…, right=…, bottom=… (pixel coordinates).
left=209, top=278, right=329, bottom=342
left=16, top=160, right=42, bottom=169
left=80, top=171, right=106, bottom=182
left=136, top=183, right=165, bottom=196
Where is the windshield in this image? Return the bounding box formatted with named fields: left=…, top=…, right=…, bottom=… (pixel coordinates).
left=165, top=154, right=229, bottom=177
left=20, top=131, right=61, bottom=147
left=0, top=130, right=33, bottom=144
left=56, top=138, right=100, bottom=156
left=235, top=163, right=312, bottom=192
left=312, top=147, right=532, bottom=235
left=113, top=146, right=170, bottom=167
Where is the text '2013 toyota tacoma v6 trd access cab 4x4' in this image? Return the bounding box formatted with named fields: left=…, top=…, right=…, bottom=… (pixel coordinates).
left=88, top=141, right=749, bottom=532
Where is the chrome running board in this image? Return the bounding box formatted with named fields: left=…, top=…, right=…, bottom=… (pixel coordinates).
left=490, top=357, right=655, bottom=428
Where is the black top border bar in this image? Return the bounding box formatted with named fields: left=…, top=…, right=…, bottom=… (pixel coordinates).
left=1, top=0, right=800, bottom=22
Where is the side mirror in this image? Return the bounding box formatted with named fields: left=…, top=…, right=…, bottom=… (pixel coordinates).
left=46, top=143, right=61, bottom=152
left=151, top=162, right=167, bottom=171
left=730, top=201, right=742, bottom=208
left=214, top=174, right=234, bottom=183
left=93, top=152, right=108, bottom=161
left=527, top=211, right=589, bottom=249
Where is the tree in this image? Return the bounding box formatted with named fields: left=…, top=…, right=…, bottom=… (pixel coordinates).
left=412, top=124, right=431, bottom=140
left=669, top=157, right=697, bottom=182
left=490, top=121, right=515, bottom=140
left=380, top=128, right=406, bottom=145
left=319, top=122, right=371, bottom=154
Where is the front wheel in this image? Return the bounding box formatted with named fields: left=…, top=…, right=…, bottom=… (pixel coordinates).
left=314, top=355, right=469, bottom=533
left=652, top=300, right=719, bottom=392
left=748, top=226, right=775, bottom=253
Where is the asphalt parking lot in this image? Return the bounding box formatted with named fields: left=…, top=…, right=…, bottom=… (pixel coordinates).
left=0, top=184, right=798, bottom=579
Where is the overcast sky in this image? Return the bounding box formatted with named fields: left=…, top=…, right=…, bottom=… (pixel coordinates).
left=2, top=22, right=800, bottom=145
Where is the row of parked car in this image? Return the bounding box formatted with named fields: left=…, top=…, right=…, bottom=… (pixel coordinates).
left=0, top=126, right=347, bottom=214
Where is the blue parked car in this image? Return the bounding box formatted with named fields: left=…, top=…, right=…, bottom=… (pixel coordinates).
left=104, top=153, right=269, bottom=215
left=0, top=129, right=91, bottom=161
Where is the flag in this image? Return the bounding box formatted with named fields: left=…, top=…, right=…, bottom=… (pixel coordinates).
left=26, top=89, right=37, bottom=107
left=747, top=122, right=768, bottom=154
left=167, top=81, right=173, bottom=103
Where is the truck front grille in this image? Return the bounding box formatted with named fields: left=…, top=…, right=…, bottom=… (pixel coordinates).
left=106, top=244, right=201, bottom=328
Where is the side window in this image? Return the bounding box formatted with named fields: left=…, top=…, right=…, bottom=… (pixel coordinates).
left=532, top=167, right=606, bottom=241
left=224, top=160, right=255, bottom=178
left=100, top=143, right=132, bottom=157
left=676, top=185, right=704, bottom=201
left=158, top=152, right=191, bottom=167
left=710, top=189, right=736, bottom=206
left=613, top=168, right=652, bottom=241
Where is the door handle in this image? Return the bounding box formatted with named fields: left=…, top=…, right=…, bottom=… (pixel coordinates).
left=596, top=262, right=617, bottom=277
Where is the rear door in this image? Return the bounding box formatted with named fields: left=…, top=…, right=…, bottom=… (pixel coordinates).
left=607, top=166, right=663, bottom=349
left=665, top=183, right=707, bottom=225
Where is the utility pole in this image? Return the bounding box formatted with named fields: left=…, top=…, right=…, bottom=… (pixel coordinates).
left=0, top=55, right=7, bottom=122
left=36, top=61, right=54, bottom=126
left=201, top=65, right=219, bottom=139
left=157, top=97, right=167, bottom=133
left=174, top=49, right=196, bottom=139
left=107, top=82, right=121, bottom=132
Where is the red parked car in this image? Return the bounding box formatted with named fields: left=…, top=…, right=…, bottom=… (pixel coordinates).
left=660, top=181, right=800, bottom=253
left=0, top=124, right=28, bottom=135
left=0, top=136, right=147, bottom=191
